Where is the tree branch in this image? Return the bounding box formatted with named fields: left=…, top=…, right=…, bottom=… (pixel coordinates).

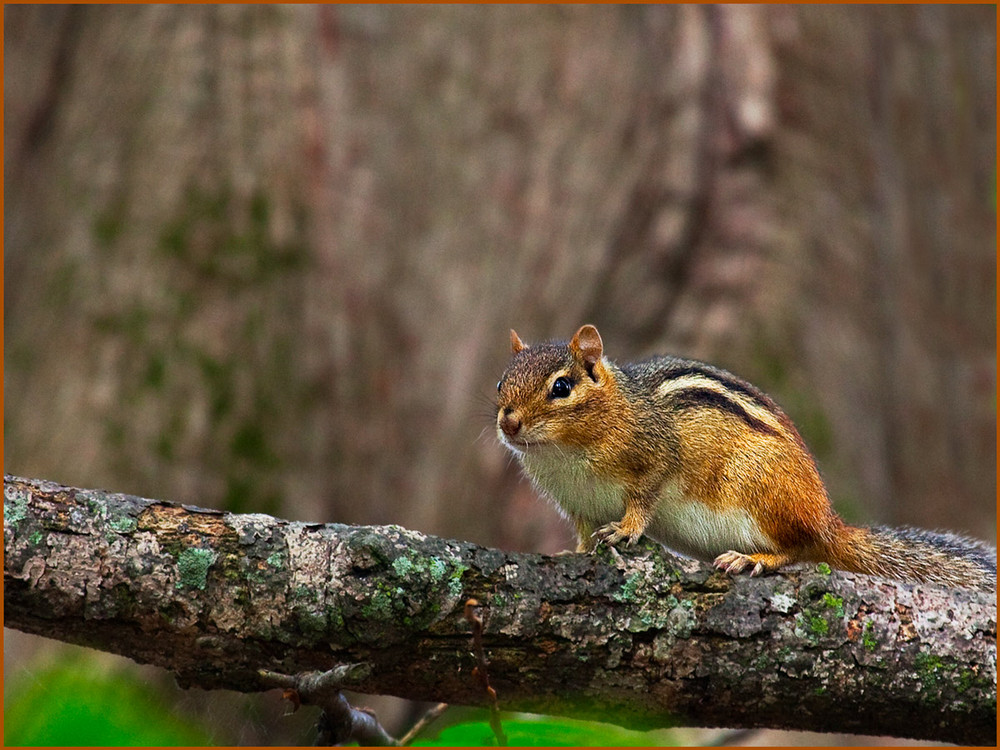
left=4, top=474, right=995, bottom=745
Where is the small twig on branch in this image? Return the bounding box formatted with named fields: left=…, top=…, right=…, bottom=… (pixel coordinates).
left=398, top=702, right=449, bottom=746
left=465, top=598, right=507, bottom=746
left=314, top=693, right=398, bottom=747
left=260, top=667, right=449, bottom=746
left=259, top=667, right=398, bottom=747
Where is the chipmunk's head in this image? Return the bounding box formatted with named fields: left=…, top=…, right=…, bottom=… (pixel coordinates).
left=496, top=324, right=614, bottom=453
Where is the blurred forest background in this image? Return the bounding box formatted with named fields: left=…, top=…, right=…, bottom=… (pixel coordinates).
left=4, top=4, right=995, bottom=746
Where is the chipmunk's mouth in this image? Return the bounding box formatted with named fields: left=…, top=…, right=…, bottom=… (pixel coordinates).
left=496, top=425, right=547, bottom=452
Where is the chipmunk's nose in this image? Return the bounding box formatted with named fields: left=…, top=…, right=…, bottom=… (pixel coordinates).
left=498, top=408, right=522, bottom=438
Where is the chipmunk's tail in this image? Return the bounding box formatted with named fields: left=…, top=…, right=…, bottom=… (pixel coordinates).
left=826, top=524, right=996, bottom=592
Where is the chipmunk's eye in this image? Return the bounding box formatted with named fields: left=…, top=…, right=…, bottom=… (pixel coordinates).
left=549, top=376, right=573, bottom=399
left=496, top=380, right=502, bottom=393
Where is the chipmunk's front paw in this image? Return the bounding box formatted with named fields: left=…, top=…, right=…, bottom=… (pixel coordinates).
left=713, top=550, right=765, bottom=577
left=593, top=521, right=643, bottom=548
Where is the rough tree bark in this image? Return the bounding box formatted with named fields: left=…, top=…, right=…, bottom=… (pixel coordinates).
left=5, top=475, right=995, bottom=745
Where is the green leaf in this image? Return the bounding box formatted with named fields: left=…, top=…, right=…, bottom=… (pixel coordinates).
left=412, top=714, right=677, bottom=747
left=4, top=653, right=214, bottom=746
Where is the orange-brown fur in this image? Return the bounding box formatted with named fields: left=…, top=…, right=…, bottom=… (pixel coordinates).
left=670, top=408, right=832, bottom=554
left=496, top=324, right=996, bottom=591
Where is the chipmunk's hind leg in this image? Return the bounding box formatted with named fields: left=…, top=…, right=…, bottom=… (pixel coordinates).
left=714, top=550, right=795, bottom=577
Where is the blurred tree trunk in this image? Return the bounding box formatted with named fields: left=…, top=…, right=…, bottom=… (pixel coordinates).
left=5, top=4, right=994, bottom=570
left=775, top=7, right=996, bottom=536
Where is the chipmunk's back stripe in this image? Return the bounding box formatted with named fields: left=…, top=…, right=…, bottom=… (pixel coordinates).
left=660, top=365, right=774, bottom=409
left=656, top=372, right=784, bottom=437
left=669, top=387, right=783, bottom=437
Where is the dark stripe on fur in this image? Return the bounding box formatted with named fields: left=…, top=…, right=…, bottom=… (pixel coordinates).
left=661, top=364, right=777, bottom=412
left=670, top=387, right=782, bottom=438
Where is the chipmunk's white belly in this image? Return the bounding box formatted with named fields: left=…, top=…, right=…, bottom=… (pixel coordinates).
left=521, top=446, right=627, bottom=524
left=520, top=447, right=770, bottom=561
left=648, top=494, right=771, bottom=561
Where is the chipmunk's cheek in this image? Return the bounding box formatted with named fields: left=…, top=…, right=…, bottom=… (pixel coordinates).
left=518, top=422, right=556, bottom=449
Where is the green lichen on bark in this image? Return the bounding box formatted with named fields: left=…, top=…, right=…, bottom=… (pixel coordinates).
left=862, top=621, right=878, bottom=651
left=176, top=548, right=218, bottom=589
left=109, top=515, right=138, bottom=534
left=821, top=592, right=845, bottom=618
left=3, top=484, right=29, bottom=530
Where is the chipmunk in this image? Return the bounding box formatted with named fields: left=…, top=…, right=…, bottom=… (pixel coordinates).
left=496, top=324, right=996, bottom=592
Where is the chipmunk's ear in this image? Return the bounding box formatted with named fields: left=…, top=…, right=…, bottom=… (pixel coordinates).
left=570, top=324, right=604, bottom=380
left=510, top=329, right=526, bottom=353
